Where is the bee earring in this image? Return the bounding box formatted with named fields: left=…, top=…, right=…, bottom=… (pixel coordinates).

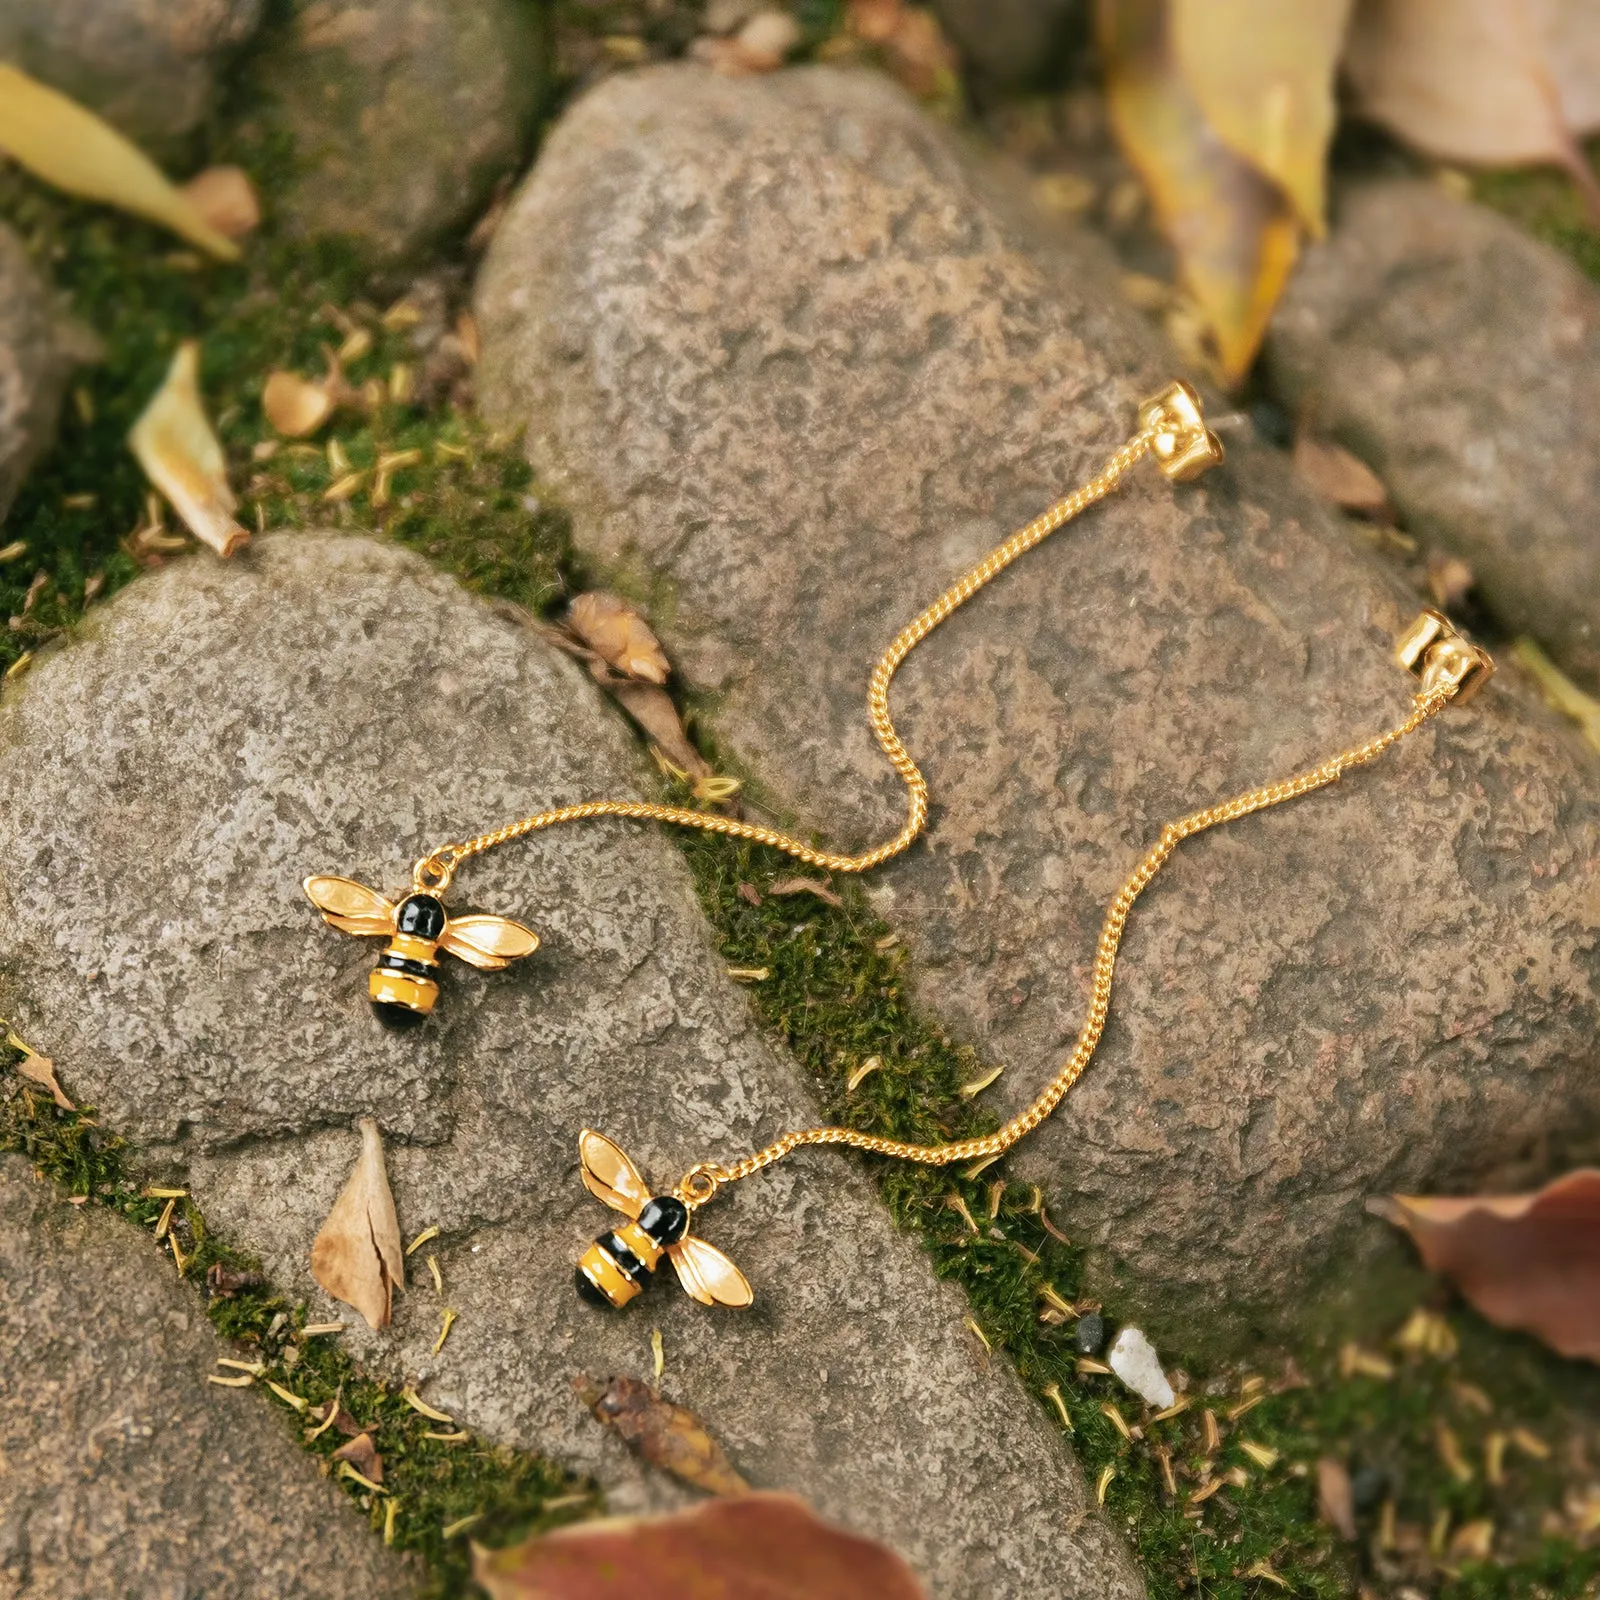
left=305, top=382, right=1224, bottom=1026
left=574, top=610, right=1494, bottom=1309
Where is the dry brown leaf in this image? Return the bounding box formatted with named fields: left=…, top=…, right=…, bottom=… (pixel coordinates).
left=1427, top=552, right=1476, bottom=611
left=0, top=64, right=239, bottom=260
left=1171, top=0, right=1353, bottom=233
left=475, top=1492, right=928, bottom=1600
left=847, top=0, right=960, bottom=103
left=1099, top=0, right=1300, bottom=382
left=577, top=1375, right=748, bottom=1496
left=7, top=1032, right=73, bottom=1111
left=262, top=370, right=337, bottom=438
left=1374, top=1171, right=1600, bottom=1362
left=1317, top=1456, right=1357, bottom=1540
left=129, top=342, right=249, bottom=558
left=695, top=9, right=803, bottom=74
left=311, top=1118, right=405, bottom=1331
left=568, top=594, right=671, bottom=685
left=767, top=876, right=844, bottom=908
left=179, top=166, right=261, bottom=240
left=332, top=1430, right=384, bottom=1484
left=612, top=682, right=712, bottom=779
left=1344, top=0, right=1600, bottom=197
left=1292, top=436, right=1390, bottom=518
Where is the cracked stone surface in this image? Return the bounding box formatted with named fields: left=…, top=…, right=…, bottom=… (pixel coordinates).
left=251, top=0, right=545, bottom=263
left=0, top=225, right=67, bottom=527
left=0, top=533, right=1141, bottom=1600
left=0, top=0, right=263, bottom=157
left=0, top=1155, right=417, bottom=1600
left=476, top=63, right=1600, bottom=1351
left=1267, top=178, right=1600, bottom=691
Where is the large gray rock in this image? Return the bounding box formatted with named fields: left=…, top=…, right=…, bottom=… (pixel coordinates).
left=0, top=0, right=263, bottom=158
left=1267, top=179, right=1600, bottom=690
left=0, top=534, right=1141, bottom=1600
left=476, top=64, right=1600, bottom=1351
left=254, top=0, right=544, bottom=263
left=0, top=225, right=67, bottom=526
left=0, top=1155, right=416, bottom=1599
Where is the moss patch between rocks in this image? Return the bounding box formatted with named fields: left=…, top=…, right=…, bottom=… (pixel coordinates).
left=4, top=47, right=1600, bottom=1600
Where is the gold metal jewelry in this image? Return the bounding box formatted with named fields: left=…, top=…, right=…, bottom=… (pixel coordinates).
left=575, top=609, right=1493, bottom=1309
left=307, top=380, right=1225, bottom=1024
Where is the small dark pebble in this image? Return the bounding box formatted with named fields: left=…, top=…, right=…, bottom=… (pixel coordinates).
left=1350, top=1464, right=1388, bottom=1511
left=1074, top=1311, right=1105, bottom=1356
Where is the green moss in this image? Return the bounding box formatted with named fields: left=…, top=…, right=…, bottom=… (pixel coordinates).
left=1474, top=161, right=1600, bottom=284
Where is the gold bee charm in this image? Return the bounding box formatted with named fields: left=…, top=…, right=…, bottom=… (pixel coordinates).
left=574, top=1129, right=753, bottom=1311
left=303, top=875, right=540, bottom=1029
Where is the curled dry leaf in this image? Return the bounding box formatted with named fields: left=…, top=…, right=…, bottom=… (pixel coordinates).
left=474, top=1492, right=929, bottom=1600
left=766, top=876, right=843, bottom=908
left=262, top=370, right=338, bottom=439
left=1292, top=436, right=1390, bottom=518
left=1170, top=0, right=1353, bottom=234
left=129, top=342, right=249, bottom=558
left=332, top=1430, right=384, bottom=1484
left=178, top=166, right=262, bottom=240
left=1344, top=0, right=1600, bottom=194
left=1317, top=1456, right=1357, bottom=1540
left=0, top=64, right=239, bottom=260
left=567, top=594, right=671, bottom=685
left=1373, top=1171, right=1600, bottom=1362
left=576, top=1374, right=748, bottom=1496
left=1099, top=0, right=1300, bottom=383
left=6, top=1031, right=73, bottom=1111
left=847, top=0, right=960, bottom=103
left=311, top=1118, right=405, bottom=1331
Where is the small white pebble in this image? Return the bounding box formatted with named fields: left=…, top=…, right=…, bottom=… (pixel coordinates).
left=1107, top=1326, right=1175, bottom=1409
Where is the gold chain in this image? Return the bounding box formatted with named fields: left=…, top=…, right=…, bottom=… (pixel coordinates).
left=410, top=426, right=1161, bottom=893
left=674, top=686, right=1455, bottom=1204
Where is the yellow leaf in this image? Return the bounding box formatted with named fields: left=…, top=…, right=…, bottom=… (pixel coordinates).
left=128, top=342, right=250, bottom=559
left=1171, top=0, right=1354, bottom=233
left=1344, top=0, right=1600, bottom=187
left=0, top=65, right=239, bottom=261
left=1099, top=0, right=1301, bottom=383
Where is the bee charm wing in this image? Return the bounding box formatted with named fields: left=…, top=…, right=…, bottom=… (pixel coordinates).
left=577, top=1129, right=651, bottom=1219
left=669, top=1234, right=754, bottom=1309
left=438, top=914, right=541, bottom=971
left=304, top=875, right=397, bottom=937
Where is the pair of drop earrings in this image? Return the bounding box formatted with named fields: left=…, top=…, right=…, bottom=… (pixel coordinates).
left=304, top=381, right=1494, bottom=1313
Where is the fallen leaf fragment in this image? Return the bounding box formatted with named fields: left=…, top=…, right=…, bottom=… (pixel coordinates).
left=1317, top=1457, right=1357, bottom=1539
left=262, top=370, right=337, bottom=439
left=333, top=1430, right=384, bottom=1485
left=1374, top=1171, right=1600, bottom=1362
left=311, top=1118, right=405, bottom=1331
left=6, top=1030, right=73, bottom=1110
left=1344, top=0, right=1600, bottom=201
left=1512, top=637, right=1600, bottom=753
left=0, top=65, right=239, bottom=259
left=474, top=1492, right=928, bottom=1600
left=577, top=1374, right=748, bottom=1496
left=847, top=0, right=960, bottom=104
left=695, top=9, right=803, bottom=74
left=1427, top=552, right=1476, bottom=611
left=1170, top=0, right=1353, bottom=232
left=1100, top=0, right=1300, bottom=382
left=614, top=682, right=711, bottom=778
left=1292, top=436, right=1390, bottom=518
left=766, top=876, right=843, bottom=908
left=568, top=594, right=671, bottom=685
left=179, top=166, right=261, bottom=240
left=129, top=342, right=249, bottom=558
